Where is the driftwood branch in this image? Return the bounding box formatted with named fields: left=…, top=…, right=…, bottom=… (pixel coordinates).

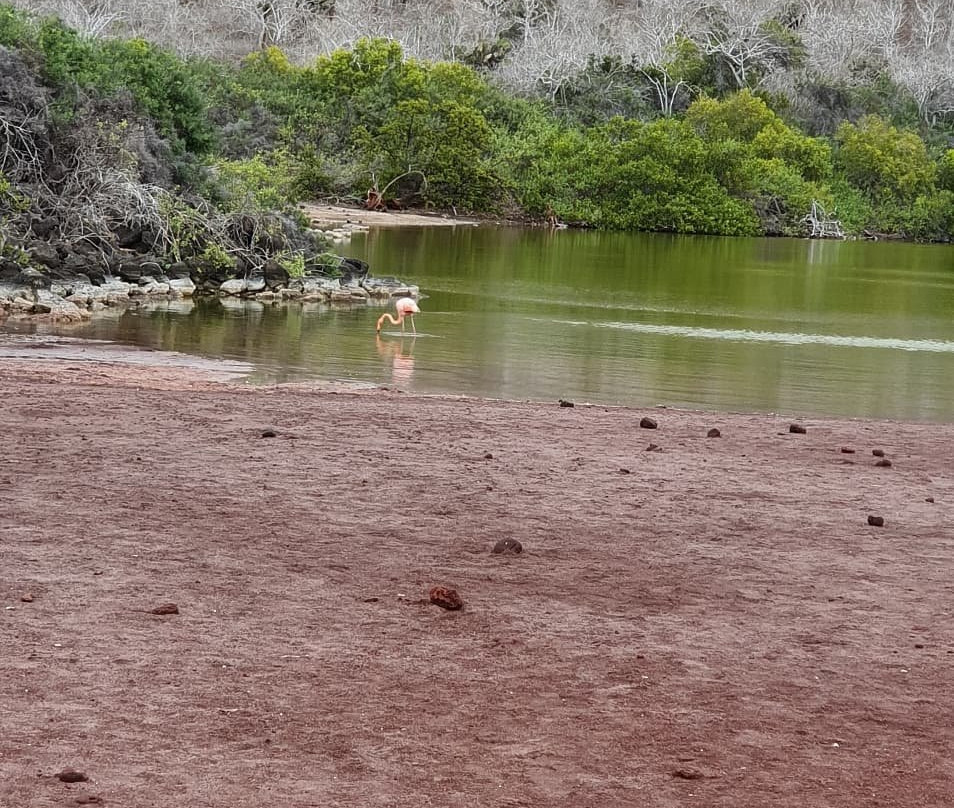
left=800, top=199, right=844, bottom=239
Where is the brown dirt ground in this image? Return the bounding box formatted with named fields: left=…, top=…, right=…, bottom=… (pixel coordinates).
left=2, top=356, right=953, bottom=808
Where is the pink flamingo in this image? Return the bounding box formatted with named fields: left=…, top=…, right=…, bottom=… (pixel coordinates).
left=376, top=297, right=420, bottom=334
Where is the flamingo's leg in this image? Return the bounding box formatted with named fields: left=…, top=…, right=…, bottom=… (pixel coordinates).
left=410, top=315, right=416, bottom=334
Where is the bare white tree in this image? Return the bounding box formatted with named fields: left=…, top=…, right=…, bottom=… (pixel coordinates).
left=909, top=0, right=952, bottom=51
left=287, top=0, right=497, bottom=62
left=8, top=0, right=952, bottom=117
left=690, top=0, right=792, bottom=89
left=492, top=0, right=619, bottom=96
left=800, top=0, right=906, bottom=83
left=614, top=0, right=701, bottom=116
left=28, top=0, right=123, bottom=37
left=885, top=0, right=954, bottom=124
left=891, top=48, right=954, bottom=123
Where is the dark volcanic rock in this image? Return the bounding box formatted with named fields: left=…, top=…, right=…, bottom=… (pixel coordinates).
left=27, top=241, right=61, bottom=269
left=492, top=538, right=523, bottom=555
left=56, top=768, right=89, bottom=783
left=263, top=258, right=290, bottom=289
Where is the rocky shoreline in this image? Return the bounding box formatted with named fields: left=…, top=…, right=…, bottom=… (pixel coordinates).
left=0, top=269, right=419, bottom=322
left=0, top=211, right=425, bottom=323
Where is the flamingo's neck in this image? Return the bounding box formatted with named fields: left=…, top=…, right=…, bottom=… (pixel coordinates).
left=376, top=312, right=403, bottom=332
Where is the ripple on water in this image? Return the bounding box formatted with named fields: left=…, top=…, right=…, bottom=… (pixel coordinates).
left=580, top=320, right=954, bottom=354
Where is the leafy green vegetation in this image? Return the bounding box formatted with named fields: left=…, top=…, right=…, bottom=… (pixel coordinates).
left=1, top=2, right=952, bottom=243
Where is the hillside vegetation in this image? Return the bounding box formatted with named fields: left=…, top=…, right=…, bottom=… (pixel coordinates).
left=1, top=0, right=953, bottom=282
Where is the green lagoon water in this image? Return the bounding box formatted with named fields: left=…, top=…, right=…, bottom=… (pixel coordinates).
left=6, top=226, right=954, bottom=421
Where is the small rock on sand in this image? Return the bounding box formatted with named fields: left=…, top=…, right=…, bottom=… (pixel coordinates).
left=670, top=769, right=704, bottom=780
left=640, top=417, right=658, bottom=429
left=428, top=586, right=463, bottom=610
left=56, top=768, right=89, bottom=783
left=150, top=603, right=179, bottom=615
left=875, top=458, right=893, bottom=468
left=492, top=538, right=523, bottom=555
left=707, top=428, right=721, bottom=438
left=872, top=449, right=885, bottom=457
left=867, top=515, right=885, bottom=527
left=789, top=423, right=807, bottom=434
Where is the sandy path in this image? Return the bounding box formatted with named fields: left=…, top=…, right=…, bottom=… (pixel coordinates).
left=300, top=203, right=478, bottom=228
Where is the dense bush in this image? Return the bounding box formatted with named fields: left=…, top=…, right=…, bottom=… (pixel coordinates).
left=683, top=91, right=833, bottom=233
left=2, top=0, right=953, bottom=243
left=835, top=116, right=937, bottom=201
left=500, top=115, right=758, bottom=234
left=0, top=11, right=212, bottom=154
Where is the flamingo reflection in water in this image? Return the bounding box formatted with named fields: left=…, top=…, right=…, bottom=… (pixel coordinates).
left=376, top=334, right=416, bottom=386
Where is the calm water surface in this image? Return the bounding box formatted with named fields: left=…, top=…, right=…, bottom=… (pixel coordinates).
left=6, top=226, right=954, bottom=421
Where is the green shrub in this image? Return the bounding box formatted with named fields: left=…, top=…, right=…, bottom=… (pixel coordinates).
left=752, top=120, right=831, bottom=182
left=937, top=150, right=954, bottom=192
left=359, top=97, right=498, bottom=209
left=100, top=39, right=212, bottom=153
left=0, top=3, right=31, bottom=48
left=504, top=115, right=758, bottom=234
left=198, top=242, right=236, bottom=274
left=212, top=151, right=301, bottom=213
left=835, top=116, right=936, bottom=200
left=826, top=178, right=875, bottom=234
left=686, top=90, right=778, bottom=142
left=277, top=251, right=306, bottom=278
left=876, top=191, right=954, bottom=241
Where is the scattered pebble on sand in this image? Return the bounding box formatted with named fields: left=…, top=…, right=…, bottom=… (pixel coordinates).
left=640, top=417, right=658, bottom=429
left=707, top=428, right=721, bottom=438
left=428, top=586, right=463, bottom=610
left=789, top=423, right=807, bottom=434
left=150, top=603, right=179, bottom=615
left=56, top=768, right=88, bottom=783
left=492, top=538, right=523, bottom=555
left=867, top=515, right=885, bottom=527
